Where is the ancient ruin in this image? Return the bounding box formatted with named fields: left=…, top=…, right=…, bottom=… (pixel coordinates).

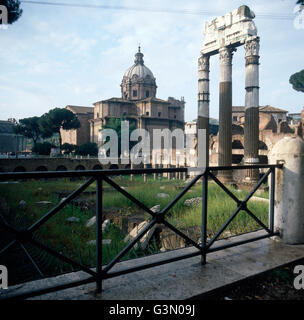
left=198, top=5, right=260, bottom=181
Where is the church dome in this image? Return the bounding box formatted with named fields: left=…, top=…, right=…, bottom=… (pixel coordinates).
left=121, top=47, right=157, bottom=100
left=123, top=47, right=155, bottom=80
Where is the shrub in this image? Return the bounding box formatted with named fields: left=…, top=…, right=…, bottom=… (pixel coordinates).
left=32, top=142, right=55, bottom=155
left=61, top=143, right=77, bottom=154
left=75, top=142, right=98, bottom=156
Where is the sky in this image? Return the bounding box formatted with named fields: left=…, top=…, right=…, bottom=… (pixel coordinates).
left=0, top=0, right=303, bottom=122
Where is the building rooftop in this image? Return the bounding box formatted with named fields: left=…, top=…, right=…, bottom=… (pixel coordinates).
left=187, top=118, right=219, bottom=125
left=259, top=105, right=288, bottom=113
left=66, top=106, right=94, bottom=114
left=232, top=105, right=288, bottom=113
left=140, top=97, right=170, bottom=104
left=93, top=98, right=135, bottom=105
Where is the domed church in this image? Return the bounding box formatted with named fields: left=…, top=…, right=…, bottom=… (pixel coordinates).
left=121, top=47, right=157, bottom=100
left=89, top=47, right=185, bottom=162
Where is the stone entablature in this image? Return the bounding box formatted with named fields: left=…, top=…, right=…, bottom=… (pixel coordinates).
left=201, top=5, right=257, bottom=55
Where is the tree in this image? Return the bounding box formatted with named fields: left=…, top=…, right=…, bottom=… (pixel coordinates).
left=14, top=116, right=41, bottom=144
left=289, top=69, right=304, bottom=93
left=0, top=0, right=22, bottom=24
left=32, top=142, right=55, bottom=156
left=39, top=108, right=81, bottom=149
left=297, top=0, right=304, bottom=5
left=75, top=142, right=98, bottom=156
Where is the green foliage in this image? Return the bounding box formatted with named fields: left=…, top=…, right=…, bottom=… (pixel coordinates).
left=61, top=143, right=77, bottom=154
left=75, top=142, right=98, bottom=156
left=0, top=0, right=22, bottom=24
left=14, top=116, right=41, bottom=143
left=32, top=142, right=55, bottom=155
left=289, top=69, right=304, bottom=93
left=101, top=116, right=137, bottom=156
left=0, top=177, right=271, bottom=280
left=39, top=108, right=81, bottom=147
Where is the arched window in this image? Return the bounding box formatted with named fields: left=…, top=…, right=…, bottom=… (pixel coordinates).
left=146, top=90, right=149, bottom=98
left=133, top=90, right=137, bottom=97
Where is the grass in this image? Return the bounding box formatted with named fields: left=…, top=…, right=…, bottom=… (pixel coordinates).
left=0, top=174, right=269, bottom=281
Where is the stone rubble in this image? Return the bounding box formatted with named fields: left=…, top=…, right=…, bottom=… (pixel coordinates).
left=150, top=205, right=160, bottom=213
left=66, top=217, right=80, bottom=223
left=157, top=193, right=169, bottom=198
left=18, top=200, right=27, bottom=210
left=87, top=239, right=112, bottom=246
left=184, top=197, right=202, bottom=207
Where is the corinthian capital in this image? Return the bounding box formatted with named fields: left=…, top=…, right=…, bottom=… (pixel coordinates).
left=245, top=37, right=260, bottom=57
left=219, top=47, right=233, bottom=65
left=198, top=54, right=210, bottom=72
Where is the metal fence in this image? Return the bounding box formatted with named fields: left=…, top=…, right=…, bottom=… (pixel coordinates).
left=0, top=164, right=282, bottom=300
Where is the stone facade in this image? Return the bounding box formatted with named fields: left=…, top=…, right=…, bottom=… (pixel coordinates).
left=90, top=48, right=185, bottom=164
left=232, top=105, right=288, bottom=125
left=60, top=106, right=94, bottom=146
left=0, top=119, right=27, bottom=153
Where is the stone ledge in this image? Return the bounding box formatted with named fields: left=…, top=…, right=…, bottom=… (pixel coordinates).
left=1, top=230, right=304, bottom=300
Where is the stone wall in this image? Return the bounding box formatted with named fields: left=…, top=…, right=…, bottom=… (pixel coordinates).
left=0, top=158, right=140, bottom=173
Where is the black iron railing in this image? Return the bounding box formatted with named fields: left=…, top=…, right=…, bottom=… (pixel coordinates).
left=0, top=164, right=282, bottom=300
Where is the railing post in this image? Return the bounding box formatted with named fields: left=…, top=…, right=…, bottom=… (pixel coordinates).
left=96, top=176, right=103, bottom=293
left=154, top=164, right=157, bottom=181
left=159, top=163, right=163, bottom=180
left=143, top=163, right=147, bottom=183
left=130, top=163, right=134, bottom=182
left=201, top=170, right=208, bottom=265
left=269, top=167, right=275, bottom=233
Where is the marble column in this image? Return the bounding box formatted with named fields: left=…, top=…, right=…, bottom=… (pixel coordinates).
left=218, top=46, right=234, bottom=182
left=244, top=36, right=260, bottom=182
left=198, top=54, right=210, bottom=168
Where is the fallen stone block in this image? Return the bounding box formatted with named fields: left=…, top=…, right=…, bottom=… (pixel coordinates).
left=124, top=220, right=156, bottom=250
left=150, top=205, right=160, bottom=213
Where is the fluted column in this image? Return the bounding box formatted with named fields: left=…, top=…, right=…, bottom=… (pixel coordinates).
left=218, top=46, right=234, bottom=182
left=244, top=36, right=260, bottom=182
left=198, top=54, right=210, bottom=168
